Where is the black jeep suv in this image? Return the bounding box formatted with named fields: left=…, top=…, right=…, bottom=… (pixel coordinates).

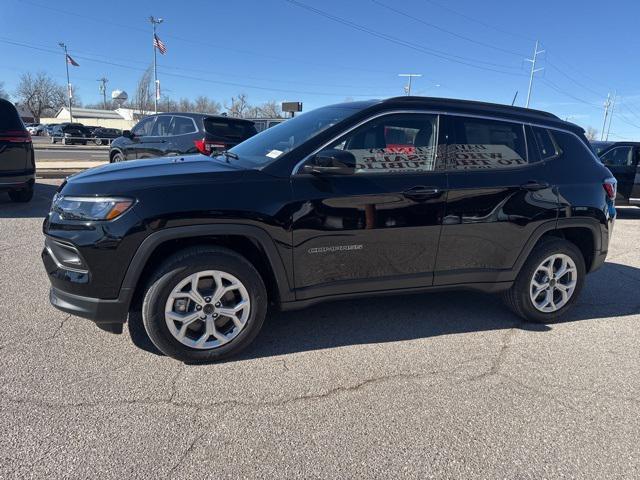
left=109, top=113, right=257, bottom=162
left=1, top=99, right=35, bottom=202
left=42, top=97, right=616, bottom=362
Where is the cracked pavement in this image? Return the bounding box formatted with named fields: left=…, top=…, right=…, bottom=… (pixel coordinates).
left=1, top=180, right=639, bottom=479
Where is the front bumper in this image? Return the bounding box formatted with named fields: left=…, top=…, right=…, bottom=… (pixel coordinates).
left=49, top=286, right=130, bottom=329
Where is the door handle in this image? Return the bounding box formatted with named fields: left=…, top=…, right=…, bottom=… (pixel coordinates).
left=403, top=186, right=443, bottom=200
left=520, top=180, right=550, bottom=191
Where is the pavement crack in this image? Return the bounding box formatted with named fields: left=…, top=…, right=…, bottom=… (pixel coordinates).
left=469, top=326, right=518, bottom=382
left=47, top=314, right=71, bottom=341
left=167, top=407, right=204, bottom=479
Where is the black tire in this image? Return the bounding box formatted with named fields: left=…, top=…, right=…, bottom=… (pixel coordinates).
left=504, top=238, right=585, bottom=323
left=142, top=246, right=268, bottom=363
left=95, top=138, right=102, bottom=146
left=8, top=184, right=34, bottom=203
left=111, top=152, right=124, bottom=163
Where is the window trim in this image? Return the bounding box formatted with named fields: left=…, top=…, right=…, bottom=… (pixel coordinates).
left=291, top=109, right=597, bottom=175
left=530, top=125, right=562, bottom=162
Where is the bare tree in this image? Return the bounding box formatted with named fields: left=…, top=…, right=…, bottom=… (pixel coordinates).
left=257, top=100, right=283, bottom=118
left=193, top=95, right=221, bottom=114
left=14, top=72, right=66, bottom=121
left=133, top=66, right=153, bottom=114
left=0, top=81, right=8, bottom=100
left=225, top=93, right=250, bottom=118
left=584, top=126, right=598, bottom=141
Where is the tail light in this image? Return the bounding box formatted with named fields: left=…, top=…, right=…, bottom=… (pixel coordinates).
left=194, top=138, right=226, bottom=155
left=0, top=130, right=31, bottom=143
left=603, top=178, right=617, bottom=200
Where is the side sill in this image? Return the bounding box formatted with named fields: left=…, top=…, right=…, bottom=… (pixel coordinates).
left=279, top=281, right=513, bottom=311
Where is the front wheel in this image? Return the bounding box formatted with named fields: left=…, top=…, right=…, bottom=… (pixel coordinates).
left=94, top=138, right=103, bottom=146
left=504, top=238, right=585, bottom=323
left=110, top=152, right=124, bottom=163
left=142, top=247, right=268, bottom=363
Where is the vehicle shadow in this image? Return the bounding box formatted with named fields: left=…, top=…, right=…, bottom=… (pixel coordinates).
left=128, top=261, right=640, bottom=362
left=0, top=181, right=60, bottom=218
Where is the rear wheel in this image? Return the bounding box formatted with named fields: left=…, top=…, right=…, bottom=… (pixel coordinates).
left=142, top=247, right=268, bottom=363
left=9, top=184, right=33, bottom=203
left=504, top=238, right=585, bottom=323
left=95, top=138, right=103, bottom=146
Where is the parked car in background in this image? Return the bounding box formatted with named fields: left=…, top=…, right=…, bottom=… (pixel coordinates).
left=44, top=97, right=616, bottom=362
left=109, top=113, right=258, bottom=162
left=49, top=123, right=91, bottom=145
left=91, top=127, right=122, bottom=145
left=598, top=142, right=640, bottom=206
left=0, top=99, right=35, bottom=202
left=590, top=140, right=614, bottom=155
left=26, top=123, right=45, bottom=136
left=44, top=124, right=60, bottom=136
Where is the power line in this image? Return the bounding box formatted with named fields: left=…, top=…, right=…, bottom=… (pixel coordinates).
left=283, top=0, right=527, bottom=76
left=370, top=0, right=526, bottom=57
left=538, top=77, right=601, bottom=108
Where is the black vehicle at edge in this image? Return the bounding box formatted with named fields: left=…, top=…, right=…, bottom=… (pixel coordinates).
left=1, top=98, right=35, bottom=202
left=42, top=96, right=616, bottom=362
left=597, top=141, right=640, bottom=206
left=108, top=112, right=258, bottom=162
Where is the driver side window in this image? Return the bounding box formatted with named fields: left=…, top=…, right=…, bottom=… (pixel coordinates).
left=328, top=113, right=439, bottom=174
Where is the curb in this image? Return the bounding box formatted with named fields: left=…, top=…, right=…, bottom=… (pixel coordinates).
left=37, top=170, right=83, bottom=179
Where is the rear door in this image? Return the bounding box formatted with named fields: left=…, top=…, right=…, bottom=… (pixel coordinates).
left=166, top=115, right=198, bottom=156
left=0, top=101, right=30, bottom=175
left=600, top=145, right=636, bottom=203
left=435, top=115, right=559, bottom=286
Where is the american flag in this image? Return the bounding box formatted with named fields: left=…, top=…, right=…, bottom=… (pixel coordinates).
left=153, top=34, right=167, bottom=55
left=66, top=54, right=79, bottom=67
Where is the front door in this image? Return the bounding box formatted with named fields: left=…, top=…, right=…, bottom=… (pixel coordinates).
left=137, top=115, right=172, bottom=158
left=291, top=112, right=448, bottom=300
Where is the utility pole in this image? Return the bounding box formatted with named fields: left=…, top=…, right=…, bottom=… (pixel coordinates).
left=58, top=42, right=73, bottom=122
left=149, top=16, right=163, bottom=114
left=525, top=40, right=544, bottom=108
left=398, top=73, right=422, bottom=96
left=605, top=91, right=616, bottom=141
left=601, top=93, right=611, bottom=141
left=97, top=77, right=108, bottom=110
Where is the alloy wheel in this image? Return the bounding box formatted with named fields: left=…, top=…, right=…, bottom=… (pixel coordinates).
left=164, top=270, right=251, bottom=349
left=529, top=253, right=577, bottom=313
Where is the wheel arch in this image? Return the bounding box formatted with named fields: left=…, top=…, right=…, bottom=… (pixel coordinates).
left=121, top=225, right=294, bottom=313
left=513, top=218, right=602, bottom=277
left=109, top=148, right=124, bottom=162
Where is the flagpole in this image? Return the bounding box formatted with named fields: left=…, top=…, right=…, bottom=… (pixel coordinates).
left=150, top=16, right=163, bottom=114
left=58, top=42, right=73, bottom=122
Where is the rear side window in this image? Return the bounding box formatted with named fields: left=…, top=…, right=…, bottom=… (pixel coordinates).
left=552, top=130, right=597, bottom=163
left=204, top=118, right=257, bottom=140
left=0, top=101, right=24, bottom=131
left=170, top=116, right=196, bottom=135
left=449, top=116, right=527, bottom=170
left=531, top=126, right=561, bottom=160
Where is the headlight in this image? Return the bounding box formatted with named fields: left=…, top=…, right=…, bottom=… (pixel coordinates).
left=52, top=195, right=134, bottom=221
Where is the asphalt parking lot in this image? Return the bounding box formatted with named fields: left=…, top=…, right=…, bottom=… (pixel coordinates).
left=1, top=180, right=639, bottom=479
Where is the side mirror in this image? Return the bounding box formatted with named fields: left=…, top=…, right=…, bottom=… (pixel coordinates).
left=302, top=149, right=356, bottom=175
left=122, top=130, right=133, bottom=139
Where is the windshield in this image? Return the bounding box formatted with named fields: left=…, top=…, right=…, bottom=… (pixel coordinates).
left=227, top=105, right=360, bottom=166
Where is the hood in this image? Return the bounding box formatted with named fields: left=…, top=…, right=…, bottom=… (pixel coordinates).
left=62, top=154, right=247, bottom=195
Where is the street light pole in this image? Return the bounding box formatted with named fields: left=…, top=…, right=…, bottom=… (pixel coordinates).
left=58, top=42, right=73, bottom=122
left=149, top=16, right=163, bottom=114
left=398, top=73, right=422, bottom=96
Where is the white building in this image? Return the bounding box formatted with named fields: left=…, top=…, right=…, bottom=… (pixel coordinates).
left=40, top=107, right=158, bottom=129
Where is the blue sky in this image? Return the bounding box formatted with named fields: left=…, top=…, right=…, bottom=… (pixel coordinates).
left=2, top=0, right=640, bottom=138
